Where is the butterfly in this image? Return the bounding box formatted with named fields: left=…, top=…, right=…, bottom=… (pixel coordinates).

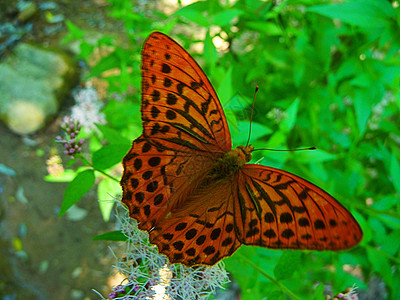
left=120, top=31, right=363, bottom=266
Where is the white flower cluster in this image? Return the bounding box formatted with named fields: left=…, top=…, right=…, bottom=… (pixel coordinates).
left=231, top=31, right=259, bottom=55
left=71, top=87, right=106, bottom=130
left=267, top=107, right=287, bottom=124
left=109, top=204, right=230, bottom=299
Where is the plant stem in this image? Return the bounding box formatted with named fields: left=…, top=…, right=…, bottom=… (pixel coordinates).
left=78, top=154, right=120, bottom=183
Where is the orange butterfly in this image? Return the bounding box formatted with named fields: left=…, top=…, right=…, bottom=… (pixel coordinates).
left=120, top=32, right=362, bottom=266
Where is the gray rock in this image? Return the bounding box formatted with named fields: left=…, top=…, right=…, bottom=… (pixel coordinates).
left=17, top=1, right=38, bottom=22
left=0, top=43, right=78, bottom=135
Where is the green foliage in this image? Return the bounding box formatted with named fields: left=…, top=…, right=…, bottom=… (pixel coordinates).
left=97, top=177, right=121, bottom=221
left=58, top=169, right=95, bottom=216
left=93, top=230, right=128, bottom=241
left=273, top=251, right=302, bottom=280
left=53, top=0, right=400, bottom=298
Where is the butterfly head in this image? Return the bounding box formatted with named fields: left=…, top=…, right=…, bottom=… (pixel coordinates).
left=234, top=145, right=254, bottom=163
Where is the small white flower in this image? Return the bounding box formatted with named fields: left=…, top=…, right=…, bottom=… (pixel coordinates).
left=267, top=107, right=287, bottom=124
left=71, top=88, right=106, bottom=130
left=231, top=31, right=259, bottom=55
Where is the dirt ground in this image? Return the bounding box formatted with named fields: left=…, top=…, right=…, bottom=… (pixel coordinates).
left=0, top=119, right=122, bottom=299
left=0, top=0, right=127, bottom=299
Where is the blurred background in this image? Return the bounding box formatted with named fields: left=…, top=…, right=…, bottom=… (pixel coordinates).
left=0, top=0, right=399, bottom=299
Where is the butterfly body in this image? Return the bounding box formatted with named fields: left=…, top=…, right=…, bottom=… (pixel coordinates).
left=121, top=32, right=362, bottom=266
left=202, top=145, right=253, bottom=184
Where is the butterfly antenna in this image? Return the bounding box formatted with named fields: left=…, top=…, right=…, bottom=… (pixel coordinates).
left=246, top=85, right=259, bottom=147
left=253, top=147, right=317, bottom=152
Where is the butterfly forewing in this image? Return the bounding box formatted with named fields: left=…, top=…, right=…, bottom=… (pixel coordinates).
left=121, top=135, right=216, bottom=232
left=141, top=32, right=231, bottom=154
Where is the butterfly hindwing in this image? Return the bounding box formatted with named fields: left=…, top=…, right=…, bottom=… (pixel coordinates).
left=235, top=165, right=363, bottom=250
left=149, top=179, right=241, bottom=266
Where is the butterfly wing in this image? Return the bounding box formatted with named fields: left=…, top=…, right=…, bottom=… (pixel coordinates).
left=234, top=164, right=363, bottom=250
left=121, top=135, right=215, bottom=232
left=141, top=31, right=231, bottom=153
left=148, top=179, right=241, bottom=266
left=121, top=32, right=233, bottom=247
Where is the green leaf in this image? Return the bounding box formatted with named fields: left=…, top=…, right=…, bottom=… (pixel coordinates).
left=295, top=149, right=336, bottom=163
left=279, top=98, right=299, bottom=133
left=265, top=291, right=286, bottom=300
left=62, top=20, right=84, bottom=42
left=44, top=169, right=77, bottom=182
left=224, top=93, right=251, bottom=112
left=246, top=21, right=282, bottom=35
left=368, top=218, right=386, bottom=238
left=293, top=60, right=305, bottom=87
left=59, top=169, right=95, bottom=216
left=97, top=178, right=120, bottom=222
left=92, top=144, right=131, bottom=170
left=339, top=252, right=362, bottom=266
left=349, top=73, right=371, bottom=87
left=97, top=36, right=115, bottom=47
left=89, top=51, right=121, bottom=77
left=104, top=99, right=141, bottom=129
left=225, top=247, right=279, bottom=298
left=97, top=125, right=132, bottom=145
left=379, top=214, right=400, bottom=231
left=273, top=251, right=301, bottom=280
left=309, top=163, right=328, bottom=183
left=308, top=0, right=392, bottom=28
left=93, top=230, right=128, bottom=241
left=336, top=58, right=358, bottom=80
left=372, top=195, right=398, bottom=210
left=312, top=283, right=325, bottom=300
left=353, top=92, right=372, bottom=136
left=378, top=64, right=400, bottom=86
left=212, top=9, right=244, bottom=26
left=381, top=230, right=400, bottom=256
left=329, top=132, right=351, bottom=148
left=233, top=121, right=272, bottom=146
left=390, top=153, right=400, bottom=193
left=218, top=67, right=233, bottom=105
left=264, top=132, right=289, bottom=150
left=174, top=2, right=210, bottom=27
left=204, top=30, right=218, bottom=66
left=366, top=247, right=393, bottom=287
